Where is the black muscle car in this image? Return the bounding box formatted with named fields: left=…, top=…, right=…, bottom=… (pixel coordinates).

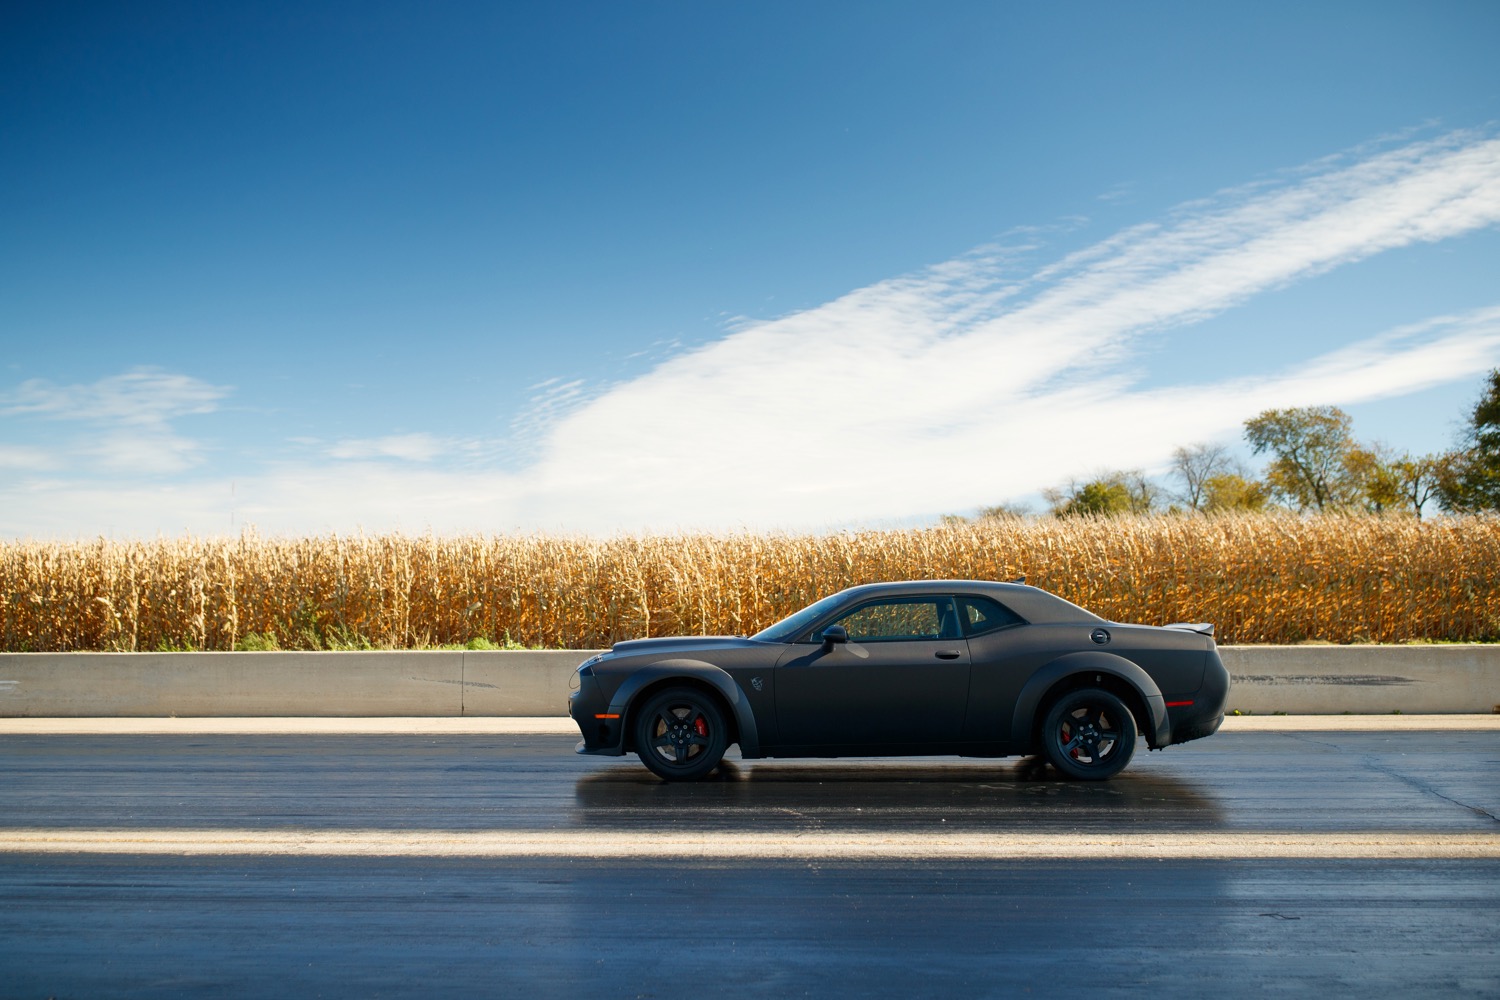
left=568, top=580, right=1228, bottom=781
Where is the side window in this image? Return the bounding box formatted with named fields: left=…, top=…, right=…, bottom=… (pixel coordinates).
left=956, top=595, right=1026, bottom=636
left=833, top=598, right=962, bottom=642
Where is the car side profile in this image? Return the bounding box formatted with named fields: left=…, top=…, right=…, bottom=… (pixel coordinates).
left=568, top=580, right=1229, bottom=781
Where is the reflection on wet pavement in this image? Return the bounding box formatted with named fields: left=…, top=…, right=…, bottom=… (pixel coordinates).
left=571, top=757, right=1229, bottom=832
left=0, top=731, right=1494, bottom=833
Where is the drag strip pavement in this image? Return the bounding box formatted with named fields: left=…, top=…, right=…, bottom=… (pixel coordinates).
left=2, top=721, right=1497, bottom=850
left=2, top=725, right=1498, bottom=996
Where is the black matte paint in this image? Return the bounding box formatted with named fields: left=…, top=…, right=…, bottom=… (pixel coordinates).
left=567, top=580, right=1229, bottom=776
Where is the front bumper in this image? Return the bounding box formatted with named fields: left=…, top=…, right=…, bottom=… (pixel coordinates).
left=569, top=678, right=626, bottom=756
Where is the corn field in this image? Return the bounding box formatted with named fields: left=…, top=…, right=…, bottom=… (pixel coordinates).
left=1, top=513, right=1497, bottom=651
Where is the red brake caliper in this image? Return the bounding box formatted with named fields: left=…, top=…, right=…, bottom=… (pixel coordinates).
left=694, top=715, right=708, bottom=737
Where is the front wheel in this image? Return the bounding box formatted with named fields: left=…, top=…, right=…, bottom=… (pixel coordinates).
left=632, top=687, right=729, bottom=781
left=1040, top=688, right=1137, bottom=780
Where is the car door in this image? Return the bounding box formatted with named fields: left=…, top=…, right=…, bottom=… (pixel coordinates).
left=954, top=593, right=1060, bottom=744
left=773, top=596, right=971, bottom=747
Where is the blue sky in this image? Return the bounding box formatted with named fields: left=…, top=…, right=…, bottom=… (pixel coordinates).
left=3, top=1, right=1500, bottom=536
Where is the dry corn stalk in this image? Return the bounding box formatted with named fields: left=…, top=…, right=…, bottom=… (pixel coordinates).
left=1, top=513, right=1496, bottom=651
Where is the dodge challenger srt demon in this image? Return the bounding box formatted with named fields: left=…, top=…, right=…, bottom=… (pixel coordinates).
left=568, top=579, right=1228, bottom=781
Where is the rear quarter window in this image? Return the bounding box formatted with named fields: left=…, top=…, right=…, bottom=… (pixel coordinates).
left=956, top=595, right=1026, bottom=636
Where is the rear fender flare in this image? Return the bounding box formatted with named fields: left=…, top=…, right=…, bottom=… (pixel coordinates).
left=607, top=660, right=760, bottom=757
left=1011, top=651, right=1169, bottom=750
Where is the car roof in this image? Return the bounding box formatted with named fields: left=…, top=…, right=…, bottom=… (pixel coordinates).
left=830, top=579, right=1104, bottom=626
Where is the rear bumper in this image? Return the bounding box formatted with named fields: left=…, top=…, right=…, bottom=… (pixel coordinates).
left=1164, top=646, right=1230, bottom=747
left=1171, top=712, right=1224, bottom=745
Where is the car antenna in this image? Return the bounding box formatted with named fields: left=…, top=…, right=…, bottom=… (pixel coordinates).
left=1009, top=575, right=1026, bottom=585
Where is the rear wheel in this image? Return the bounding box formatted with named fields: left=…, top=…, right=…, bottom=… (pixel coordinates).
left=1040, top=687, right=1137, bottom=780
left=633, top=687, right=729, bottom=781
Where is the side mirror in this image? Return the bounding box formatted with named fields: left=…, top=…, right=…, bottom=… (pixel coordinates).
left=820, top=625, right=849, bottom=651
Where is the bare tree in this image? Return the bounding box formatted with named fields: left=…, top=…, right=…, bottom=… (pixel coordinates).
left=1119, top=470, right=1160, bottom=513
left=1170, top=443, right=1234, bottom=511
left=977, top=502, right=1032, bottom=520
left=1394, top=452, right=1456, bottom=519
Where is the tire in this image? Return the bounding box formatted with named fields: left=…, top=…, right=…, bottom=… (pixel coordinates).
left=632, top=686, right=729, bottom=782
left=1039, top=687, right=1137, bottom=780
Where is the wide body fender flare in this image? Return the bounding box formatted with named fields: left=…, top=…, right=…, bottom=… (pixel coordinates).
left=606, top=659, right=761, bottom=757
left=1009, top=651, right=1170, bottom=750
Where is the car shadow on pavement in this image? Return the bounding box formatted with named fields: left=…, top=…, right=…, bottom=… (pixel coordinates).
left=571, top=756, right=1226, bottom=831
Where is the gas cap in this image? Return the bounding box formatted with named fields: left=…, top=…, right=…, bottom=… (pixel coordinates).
left=1090, top=628, right=1111, bottom=645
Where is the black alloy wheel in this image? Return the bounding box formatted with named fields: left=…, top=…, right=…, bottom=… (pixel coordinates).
left=1040, top=687, right=1137, bottom=780
left=633, top=686, right=729, bottom=781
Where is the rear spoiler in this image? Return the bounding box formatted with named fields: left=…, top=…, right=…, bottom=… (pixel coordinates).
left=1164, top=622, right=1215, bottom=636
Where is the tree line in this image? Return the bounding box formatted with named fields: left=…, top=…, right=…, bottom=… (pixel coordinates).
left=957, top=368, right=1500, bottom=521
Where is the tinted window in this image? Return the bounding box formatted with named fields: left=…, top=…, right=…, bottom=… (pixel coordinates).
left=752, top=592, right=846, bottom=643
left=956, top=595, right=1025, bottom=636
left=833, top=598, right=962, bottom=642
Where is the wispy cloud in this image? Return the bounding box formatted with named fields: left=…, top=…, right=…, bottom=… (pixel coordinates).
left=503, top=128, right=1500, bottom=529
left=507, top=378, right=593, bottom=458
left=0, top=368, right=230, bottom=477
left=328, top=433, right=448, bottom=462
left=83, top=431, right=210, bottom=475
left=0, top=445, right=58, bottom=471
left=1, top=368, right=229, bottom=426
left=4, top=130, right=1500, bottom=537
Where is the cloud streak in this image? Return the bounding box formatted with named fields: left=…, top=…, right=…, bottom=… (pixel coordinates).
left=3, top=130, right=1500, bottom=537
left=328, top=433, right=448, bottom=462
left=1, top=369, right=229, bottom=426
left=0, top=368, right=231, bottom=477
left=504, top=129, right=1500, bottom=529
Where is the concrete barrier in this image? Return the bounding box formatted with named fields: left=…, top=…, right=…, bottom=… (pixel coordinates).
left=0, top=646, right=1494, bottom=717
left=461, top=651, right=595, bottom=716
left=0, top=650, right=595, bottom=718
left=1218, top=645, right=1498, bottom=715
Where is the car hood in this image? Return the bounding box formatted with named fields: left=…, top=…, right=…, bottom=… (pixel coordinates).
left=608, top=635, right=772, bottom=658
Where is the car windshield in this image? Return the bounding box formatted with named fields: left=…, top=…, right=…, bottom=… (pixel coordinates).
left=751, top=592, right=846, bottom=643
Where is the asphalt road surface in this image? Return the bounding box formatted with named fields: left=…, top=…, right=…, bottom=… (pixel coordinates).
left=2, top=726, right=1497, bottom=998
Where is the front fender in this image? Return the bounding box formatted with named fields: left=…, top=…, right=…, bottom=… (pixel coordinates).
left=606, top=659, right=761, bottom=757
left=1009, top=651, right=1170, bottom=750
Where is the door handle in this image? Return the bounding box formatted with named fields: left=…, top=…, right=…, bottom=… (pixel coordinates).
left=934, top=650, right=962, bottom=659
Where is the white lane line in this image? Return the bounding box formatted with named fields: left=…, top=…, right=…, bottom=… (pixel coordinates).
left=2, top=829, right=1497, bottom=860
